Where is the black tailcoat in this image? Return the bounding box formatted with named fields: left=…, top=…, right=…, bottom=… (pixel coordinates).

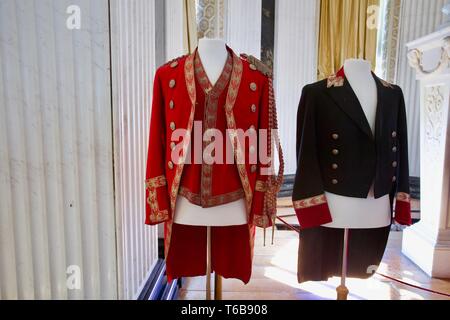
left=293, top=68, right=412, bottom=283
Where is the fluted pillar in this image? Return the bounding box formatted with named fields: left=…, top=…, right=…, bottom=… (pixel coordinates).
left=225, top=0, right=262, bottom=57
left=273, top=0, right=319, bottom=175
left=395, top=0, right=448, bottom=177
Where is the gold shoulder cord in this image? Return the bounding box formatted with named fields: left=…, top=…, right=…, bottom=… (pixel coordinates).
left=266, top=75, right=285, bottom=246
left=165, top=54, right=188, bottom=67
left=244, top=55, right=285, bottom=246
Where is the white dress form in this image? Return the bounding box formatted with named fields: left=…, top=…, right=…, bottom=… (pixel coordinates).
left=174, top=38, right=248, bottom=227
left=324, top=59, right=391, bottom=229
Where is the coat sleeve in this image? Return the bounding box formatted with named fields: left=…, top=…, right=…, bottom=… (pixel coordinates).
left=292, top=85, right=332, bottom=229
left=145, top=69, right=171, bottom=225
left=393, top=89, right=412, bottom=226
left=251, top=75, right=284, bottom=228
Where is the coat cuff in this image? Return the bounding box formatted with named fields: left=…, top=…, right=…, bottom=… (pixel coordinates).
left=395, top=192, right=412, bottom=226
left=145, top=176, right=170, bottom=225
left=293, top=194, right=332, bottom=229
left=251, top=180, right=275, bottom=229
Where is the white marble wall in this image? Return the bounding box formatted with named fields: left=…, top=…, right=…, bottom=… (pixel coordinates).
left=0, top=0, right=117, bottom=300
left=110, top=0, right=160, bottom=300
left=274, top=0, right=319, bottom=175
left=225, top=0, right=262, bottom=58
left=396, top=0, right=448, bottom=177
left=165, top=0, right=186, bottom=61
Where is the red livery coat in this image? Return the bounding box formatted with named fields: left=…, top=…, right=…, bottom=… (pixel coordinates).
left=145, top=47, right=283, bottom=283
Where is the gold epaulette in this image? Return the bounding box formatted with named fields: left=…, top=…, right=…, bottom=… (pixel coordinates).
left=164, top=54, right=188, bottom=68
left=379, top=78, right=395, bottom=89
left=240, top=54, right=273, bottom=77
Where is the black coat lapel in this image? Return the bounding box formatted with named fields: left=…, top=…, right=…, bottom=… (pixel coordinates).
left=373, top=73, right=392, bottom=143
left=326, top=77, right=374, bottom=140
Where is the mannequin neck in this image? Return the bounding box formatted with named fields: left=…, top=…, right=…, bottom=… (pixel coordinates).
left=343, top=59, right=372, bottom=80
left=197, top=38, right=228, bottom=85
left=198, top=38, right=227, bottom=57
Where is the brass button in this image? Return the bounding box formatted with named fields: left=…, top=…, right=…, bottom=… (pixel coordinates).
left=169, top=100, right=175, bottom=109
left=251, top=104, right=257, bottom=113
left=170, top=142, right=176, bottom=150
left=332, top=133, right=339, bottom=140
left=170, top=61, right=179, bottom=68
left=332, top=149, right=339, bottom=156
left=170, top=122, right=176, bottom=131
left=169, top=79, right=176, bottom=88
left=332, top=163, right=338, bottom=170
left=250, top=82, right=257, bottom=91
left=168, top=161, right=174, bottom=170
left=392, top=176, right=397, bottom=183
left=392, top=146, right=397, bottom=153
left=392, top=131, right=397, bottom=138
left=251, top=165, right=257, bottom=173
left=392, top=161, right=398, bottom=168
left=332, top=179, right=338, bottom=185
left=250, top=64, right=257, bottom=71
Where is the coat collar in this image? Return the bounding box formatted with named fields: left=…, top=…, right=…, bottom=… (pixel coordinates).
left=325, top=66, right=394, bottom=141
left=194, top=49, right=233, bottom=97
left=184, top=46, right=243, bottom=110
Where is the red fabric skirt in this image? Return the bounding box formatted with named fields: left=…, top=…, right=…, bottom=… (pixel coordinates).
left=166, top=223, right=254, bottom=284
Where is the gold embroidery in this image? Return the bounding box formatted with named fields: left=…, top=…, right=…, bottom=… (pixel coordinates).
left=194, top=52, right=233, bottom=206
left=327, top=74, right=345, bottom=88
left=380, top=78, right=395, bottom=89
left=241, top=54, right=272, bottom=77
left=293, top=194, right=328, bottom=209
left=255, top=180, right=268, bottom=192
left=396, top=192, right=411, bottom=203
left=179, top=187, right=245, bottom=208
left=225, top=53, right=254, bottom=217
left=146, top=176, right=167, bottom=189
left=264, top=76, right=284, bottom=221
left=165, top=54, right=187, bottom=68
left=253, top=215, right=270, bottom=229
left=146, top=176, right=169, bottom=223
left=164, top=53, right=197, bottom=259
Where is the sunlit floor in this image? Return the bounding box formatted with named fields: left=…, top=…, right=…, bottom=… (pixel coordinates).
left=178, top=226, right=450, bottom=300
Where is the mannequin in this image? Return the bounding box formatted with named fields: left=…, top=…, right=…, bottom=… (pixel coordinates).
left=174, top=38, right=248, bottom=227
left=324, top=59, right=391, bottom=230
left=324, top=59, right=391, bottom=300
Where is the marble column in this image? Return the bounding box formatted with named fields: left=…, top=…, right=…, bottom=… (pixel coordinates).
left=402, top=27, right=450, bottom=278
left=273, top=0, right=319, bottom=175
left=225, top=0, right=262, bottom=58
left=165, top=0, right=186, bottom=61
left=395, top=0, right=448, bottom=178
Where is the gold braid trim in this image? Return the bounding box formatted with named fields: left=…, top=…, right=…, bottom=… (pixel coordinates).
left=252, top=80, right=284, bottom=230
left=164, top=54, right=188, bottom=67
left=240, top=54, right=273, bottom=77
left=380, top=78, right=395, bottom=89
left=146, top=176, right=169, bottom=224
left=255, top=180, right=268, bottom=192
left=293, top=194, right=327, bottom=209
left=240, top=54, right=284, bottom=231
left=396, top=192, right=411, bottom=203
left=264, top=76, right=284, bottom=222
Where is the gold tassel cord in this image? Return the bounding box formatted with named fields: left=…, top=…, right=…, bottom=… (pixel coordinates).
left=267, top=76, right=284, bottom=245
